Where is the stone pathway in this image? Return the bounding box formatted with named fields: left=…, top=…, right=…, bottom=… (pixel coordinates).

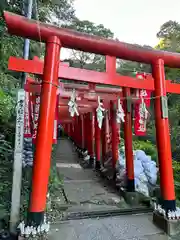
left=55, top=138, right=128, bottom=211
left=49, top=138, right=168, bottom=240
left=49, top=214, right=168, bottom=240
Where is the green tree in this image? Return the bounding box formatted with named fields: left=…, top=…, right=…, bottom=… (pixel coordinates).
left=155, top=20, right=180, bottom=162
left=117, top=59, right=151, bottom=77
left=155, top=20, right=180, bottom=84
left=62, top=18, right=114, bottom=71
left=116, top=43, right=152, bottom=76
left=156, top=20, right=180, bottom=51
left=0, top=0, right=76, bottom=217
left=34, top=0, right=75, bottom=24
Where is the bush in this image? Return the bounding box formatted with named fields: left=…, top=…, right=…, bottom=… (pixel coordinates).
left=0, top=141, right=64, bottom=226
left=133, top=140, right=158, bottom=162
left=173, top=161, right=180, bottom=201
left=20, top=144, right=64, bottom=221
left=119, top=138, right=157, bottom=162
left=119, top=137, right=180, bottom=203
left=0, top=135, right=13, bottom=218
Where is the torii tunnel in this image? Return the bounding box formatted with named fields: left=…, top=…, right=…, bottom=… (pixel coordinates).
left=4, top=10, right=180, bottom=225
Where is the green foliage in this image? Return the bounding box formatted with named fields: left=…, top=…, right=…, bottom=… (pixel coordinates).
left=119, top=138, right=157, bottom=161
left=133, top=140, right=158, bottom=162
left=63, top=17, right=114, bottom=38
left=156, top=20, right=180, bottom=51
left=117, top=60, right=151, bottom=77
left=0, top=87, right=15, bottom=122
left=20, top=167, right=32, bottom=220
left=63, top=18, right=114, bottom=71
left=0, top=0, right=74, bottom=221
left=37, top=0, right=75, bottom=24
left=49, top=145, right=63, bottom=194
left=173, top=161, right=180, bottom=181
left=173, top=161, right=180, bottom=200
left=0, top=135, right=13, bottom=216
left=155, top=21, right=180, bottom=163
left=20, top=146, right=64, bottom=221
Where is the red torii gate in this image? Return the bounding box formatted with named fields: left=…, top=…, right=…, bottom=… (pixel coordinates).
left=13, top=55, right=126, bottom=175
left=10, top=55, right=180, bottom=197
left=25, top=72, right=122, bottom=170
left=4, top=11, right=180, bottom=225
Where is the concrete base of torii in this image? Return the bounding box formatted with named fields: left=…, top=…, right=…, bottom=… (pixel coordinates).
left=120, top=188, right=151, bottom=207
left=153, top=211, right=180, bottom=236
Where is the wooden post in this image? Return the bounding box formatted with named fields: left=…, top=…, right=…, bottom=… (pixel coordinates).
left=10, top=89, right=25, bottom=232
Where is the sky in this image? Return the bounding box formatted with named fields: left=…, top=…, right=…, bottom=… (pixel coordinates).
left=61, top=0, right=180, bottom=59
left=74, top=0, right=180, bottom=46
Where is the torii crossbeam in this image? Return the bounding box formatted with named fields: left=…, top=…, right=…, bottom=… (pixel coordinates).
left=8, top=56, right=180, bottom=94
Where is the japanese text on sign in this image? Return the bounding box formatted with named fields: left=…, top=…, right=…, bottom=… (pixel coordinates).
left=14, top=89, right=25, bottom=153
left=32, top=96, right=40, bottom=143
left=24, top=92, right=32, bottom=138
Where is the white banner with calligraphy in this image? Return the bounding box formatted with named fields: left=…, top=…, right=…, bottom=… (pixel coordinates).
left=32, top=95, right=40, bottom=144
left=134, top=89, right=151, bottom=136
left=24, top=92, right=32, bottom=138
left=14, top=89, right=26, bottom=153
left=31, top=94, right=58, bottom=144
left=53, top=94, right=59, bottom=144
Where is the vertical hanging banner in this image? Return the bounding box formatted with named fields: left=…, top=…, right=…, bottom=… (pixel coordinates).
left=30, top=93, right=35, bottom=121
left=31, top=92, right=58, bottom=144
left=53, top=118, right=57, bottom=144
left=24, top=92, right=32, bottom=138
left=29, top=93, right=34, bottom=125
left=32, top=95, right=40, bottom=144
left=29, top=93, right=36, bottom=138
left=53, top=92, right=59, bottom=144
left=107, top=111, right=112, bottom=151
left=134, top=73, right=152, bottom=136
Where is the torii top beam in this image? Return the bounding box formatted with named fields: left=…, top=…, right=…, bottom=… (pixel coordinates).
left=4, top=11, right=180, bottom=68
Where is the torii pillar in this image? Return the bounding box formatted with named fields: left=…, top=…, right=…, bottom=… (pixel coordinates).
left=87, top=111, right=95, bottom=166
left=110, top=100, right=119, bottom=171
left=152, top=59, right=176, bottom=212
left=28, top=36, right=61, bottom=225
left=80, top=115, right=85, bottom=150
left=101, top=112, right=108, bottom=165
left=123, top=88, right=135, bottom=192
left=94, top=109, right=101, bottom=170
